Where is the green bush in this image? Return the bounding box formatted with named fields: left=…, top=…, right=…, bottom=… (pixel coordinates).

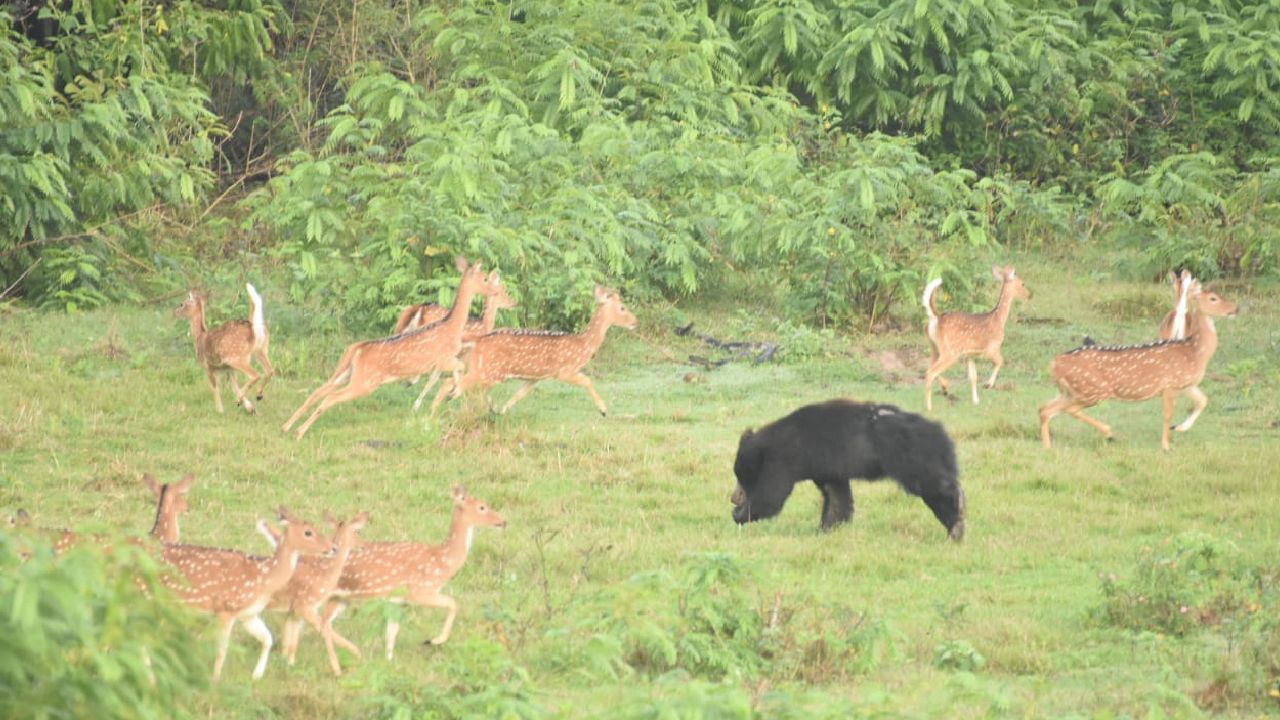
left=0, top=530, right=208, bottom=720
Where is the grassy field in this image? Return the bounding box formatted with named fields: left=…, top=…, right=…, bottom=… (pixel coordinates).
left=2, top=251, right=1279, bottom=718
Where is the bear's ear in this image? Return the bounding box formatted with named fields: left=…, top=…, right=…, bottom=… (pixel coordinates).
left=740, top=427, right=754, bottom=441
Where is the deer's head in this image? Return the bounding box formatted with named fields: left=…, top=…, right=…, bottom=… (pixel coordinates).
left=594, top=286, right=638, bottom=330
left=993, top=265, right=1031, bottom=301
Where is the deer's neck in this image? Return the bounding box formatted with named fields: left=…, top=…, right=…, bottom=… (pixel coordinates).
left=480, top=298, right=501, bottom=333
left=1188, top=311, right=1220, bottom=364
left=260, top=535, right=304, bottom=593
left=442, top=283, right=479, bottom=341
left=438, top=513, right=477, bottom=575
left=318, top=537, right=358, bottom=591
left=579, top=306, right=613, bottom=354
left=990, top=282, right=1018, bottom=326
left=186, top=307, right=208, bottom=350
left=150, top=491, right=179, bottom=544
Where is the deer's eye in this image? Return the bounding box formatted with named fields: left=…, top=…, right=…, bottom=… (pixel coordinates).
left=479, top=505, right=487, bottom=512
left=305, top=530, right=314, bottom=537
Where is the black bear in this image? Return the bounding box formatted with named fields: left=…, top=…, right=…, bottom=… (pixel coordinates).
left=730, top=399, right=965, bottom=540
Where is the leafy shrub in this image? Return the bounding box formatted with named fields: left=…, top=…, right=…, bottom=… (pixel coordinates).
left=1095, top=533, right=1257, bottom=636
left=763, top=603, right=902, bottom=684
left=0, top=530, right=208, bottom=720
left=536, top=553, right=764, bottom=681
left=933, top=640, right=987, bottom=672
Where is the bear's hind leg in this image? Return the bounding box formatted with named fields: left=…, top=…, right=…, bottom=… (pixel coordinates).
left=818, top=479, right=854, bottom=531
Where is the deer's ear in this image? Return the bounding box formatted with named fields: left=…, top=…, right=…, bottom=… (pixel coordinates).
left=452, top=485, right=468, bottom=502
left=594, top=285, right=609, bottom=303
left=176, top=473, right=195, bottom=492
left=487, top=269, right=500, bottom=283
left=277, top=506, right=295, bottom=524
left=142, top=473, right=160, bottom=497
left=352, top=511, right=370, bottom=529
left=455, top=256, right=470, bottom=273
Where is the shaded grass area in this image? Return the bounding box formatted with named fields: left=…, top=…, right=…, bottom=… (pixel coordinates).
left=2, top=253, right=1279, bottom=718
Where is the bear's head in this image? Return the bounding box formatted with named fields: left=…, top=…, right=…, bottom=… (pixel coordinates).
left=731, top=427, right=793, bottom=524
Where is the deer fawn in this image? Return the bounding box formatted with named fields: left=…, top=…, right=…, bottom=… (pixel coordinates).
left=159, top=508, right=334, bottom=679
left=430, top=286, right=637, bottom=416
left=175, top=283, right=275, bottom=414
left=395, top=272, right=518, bottom=412
left=318, top=486, right=506, bottom=662
left=282, top=257, right=504, bottom=438
left=256, top=511, right=369, bottom=676
left=923, top=266, right=1031, bottom=412
left=1158, top=269, right=1194, bottom=341
left=1039, top=280, right=1238, bottom=450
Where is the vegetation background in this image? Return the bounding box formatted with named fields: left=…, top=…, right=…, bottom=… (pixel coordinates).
left=2, top=0, right=1280, bottom=717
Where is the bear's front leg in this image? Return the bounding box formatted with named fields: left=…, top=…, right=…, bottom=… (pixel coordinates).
left=818, top=479, right=853, bottom=531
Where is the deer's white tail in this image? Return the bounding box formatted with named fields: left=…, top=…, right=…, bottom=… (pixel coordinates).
left=922, top=278, right=943, bottom=343
left=246, top=283, right=267, bottom=351
left=1170, top=273, right=1192, bottom=340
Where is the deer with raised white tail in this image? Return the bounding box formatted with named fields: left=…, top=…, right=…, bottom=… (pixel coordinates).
left=1039, top=280, right=1238, bottom=450
left=922, top=266, right=1031, bottom=412
left=1158, top=269, right=1194, bottom=341
left=175, top=283, right=275, bottom=414
left=158, top=508, right=334, bottom=680
left=256, top=511, right=369, bottom=676
left=318, top=486, right=506, bottom=662
left=430, top=286, right=637, bottom=416
left=393, top=271, right=519, bottom=412
left=282, top=257, right=504, bottom=439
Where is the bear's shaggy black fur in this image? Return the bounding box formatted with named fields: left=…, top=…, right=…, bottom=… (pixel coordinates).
left=731, top=399, right=965, bottom=540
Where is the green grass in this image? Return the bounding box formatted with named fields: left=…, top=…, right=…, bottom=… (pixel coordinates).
left=2, top=252, right=1279, bottom=718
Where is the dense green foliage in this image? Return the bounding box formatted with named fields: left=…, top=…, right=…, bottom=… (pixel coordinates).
left=3, top=0, right=1279, bottom=325
left=0, top=532, right=209, bottom=718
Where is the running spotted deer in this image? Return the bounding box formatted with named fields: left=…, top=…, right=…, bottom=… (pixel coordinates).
left=395, top=272, right=518, bottom=412
left=318, top=486, right=506, bottom=662
left=256, top=511, right=369, bottom=676
left=158, top=508, right=334, bottom=680
left=1039, top=280, right=1239, bottom=450
left=923, top=266, right=1031, bottom=412
left=1158, top=269, right=1194, bottom=341
left=430, top=286, right=637, bottom=416
left=393, top=273, right=517, bottom=337
left=175, top=283, right=275, bottom=414
left=282, top=257, right=504, bottom=438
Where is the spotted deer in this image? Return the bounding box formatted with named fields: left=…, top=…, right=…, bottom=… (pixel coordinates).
left=923, top=266, right=1031, bottom=412
left=394, top=271, right=518, bottom=412
left=158, top=508, right=334, bottom=679
left=1158, top=269, right=1194, bottom=341
left=6, top=509, right=76, bottom=555
left=175, top=283, right=275, bottom=414
left=318, top=486, right=506, bottom=662
left=393, top=272, right=516, bottom=337
left=1039, top=280, right=1238, bottom=450
left=142, top=472, right=195, bottom=544
left=256, top=511, right=369, bottom=676
left=282, top=257, right=504, bottom=438
left=430, top=286, right=637, bottom=416
left=8, top=472, right=194, bottom=556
